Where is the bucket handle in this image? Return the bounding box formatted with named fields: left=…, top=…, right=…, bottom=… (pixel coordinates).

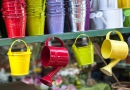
left=106, top=30, right=124, bottom=41
left=45, top=37, right=65, bottom=47
left=8, top=39, right=30, bottom=52
left=43, top=0, right=46, bottom=12
left=73, top=34, right=92, bottom=45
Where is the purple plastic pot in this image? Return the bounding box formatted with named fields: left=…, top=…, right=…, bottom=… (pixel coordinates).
left=47, top=6, right=64, bottom=11
left=46, top=13, right=65, bottom=34
left=47, top=0, right=64, bottom=4
left=47, top=12, right=65, bottom=14
left=46, top=3, right=64, bottom=10
left=47, top=9, right=65, bottom=14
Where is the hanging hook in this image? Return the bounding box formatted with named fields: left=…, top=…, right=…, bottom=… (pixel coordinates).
left=17, top=39, right=21, bottom=42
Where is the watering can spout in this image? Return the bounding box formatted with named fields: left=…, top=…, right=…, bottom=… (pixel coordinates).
left=96, top=11, right=108, bottom=26
left=100, top=59, right=120, bottom=76
left=40, top=75, right=52, bottom=86
left=40, top=67, right=61, bottom=86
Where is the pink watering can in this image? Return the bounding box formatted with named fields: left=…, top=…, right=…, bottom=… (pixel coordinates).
left=40, top=37, right=69, bottom=86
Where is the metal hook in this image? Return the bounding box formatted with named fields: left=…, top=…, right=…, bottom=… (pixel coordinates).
left=17, top=39, right=21, bottom=42
left=52, top=37, right=55, bottom=40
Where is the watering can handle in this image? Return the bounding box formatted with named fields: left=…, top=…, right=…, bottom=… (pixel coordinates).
left=106, top=30, right=124, bottom=41
left=45, top=37, right=65, bottom=47
left=96, top=11, right=107, bottom=26
left=8, top=39, right=30, bottom=52
left=73, top=34, right=92, bottom=45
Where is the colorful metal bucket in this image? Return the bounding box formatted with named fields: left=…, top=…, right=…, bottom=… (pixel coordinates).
left=72, top=34, right=94, bottom=66
left=27, top=15, right=45, bottom=36
left=3, top=15, right=26, bottom=38
left=7, top=39, right=31, bottom=76
left=26, top=0, right=43, bottom=6
left=47, top=13, right=65, bottom=34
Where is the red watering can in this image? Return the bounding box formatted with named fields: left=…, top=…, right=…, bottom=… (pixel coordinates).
left=40, top=37, right=69, bottom=86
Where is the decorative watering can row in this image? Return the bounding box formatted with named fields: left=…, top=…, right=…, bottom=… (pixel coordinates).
left=6, top=30, right=129, bottom=86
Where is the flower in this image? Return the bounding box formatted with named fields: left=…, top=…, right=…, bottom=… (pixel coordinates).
left=55, top=76, right=63, bottom=85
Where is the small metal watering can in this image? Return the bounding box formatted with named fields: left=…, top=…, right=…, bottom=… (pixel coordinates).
left=40, top=37, right=69, bottom=86
left=72, top=34, right=94, bottom=66
left=95, top=10, right=123, bottom=29
left=100, top=30, right=129, bottom=76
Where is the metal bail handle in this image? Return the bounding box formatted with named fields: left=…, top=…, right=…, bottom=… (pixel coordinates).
left=43, top=0, right=46, bottom=11
left=74, top=34, right=92, bottom=45
left=9, top=39, right=30, bottom=52
left=106, top=30, right=124, bottom=41
left=45, top=37, right=65, bottom=47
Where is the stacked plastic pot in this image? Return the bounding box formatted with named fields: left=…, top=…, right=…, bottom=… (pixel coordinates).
left=46, top=0, right=65, bottom=34
left=1, top=0, right=26, bottom=38
left=118, top=0, right=130, bottom=27
left=66, top=0, right=90, bottom=32
left=26, top=0, right=46, bottom=36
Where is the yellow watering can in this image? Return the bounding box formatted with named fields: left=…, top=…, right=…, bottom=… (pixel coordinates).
left=7, top=39, right=31, bottom=76
left=72, top=34, right=94, bottom=66
left=100, top=30, right=129, bottom=76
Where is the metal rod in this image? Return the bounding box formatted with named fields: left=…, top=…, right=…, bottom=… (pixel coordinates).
left=94, top=45, right=121, bottom=85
